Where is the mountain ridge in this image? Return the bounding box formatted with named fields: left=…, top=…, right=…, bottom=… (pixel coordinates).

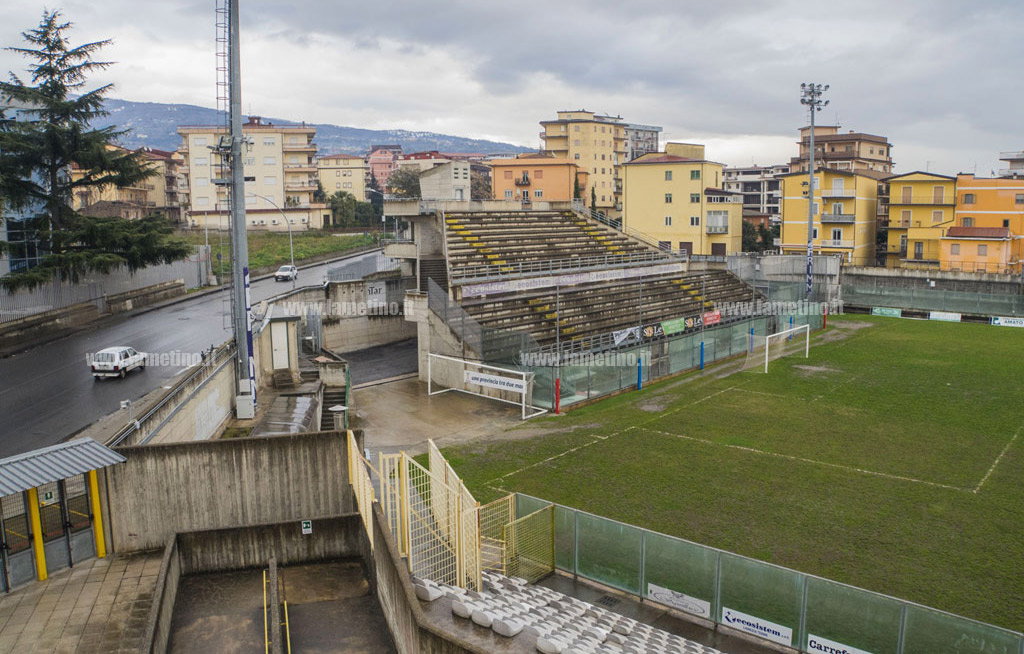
left=96, top=97, right=533, bottom=156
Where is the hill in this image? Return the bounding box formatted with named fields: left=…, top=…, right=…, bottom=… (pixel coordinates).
left=96, top=97, right=533, bottom=156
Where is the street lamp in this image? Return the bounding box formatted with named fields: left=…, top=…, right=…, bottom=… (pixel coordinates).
left=800, top=82, right=829, bottom=300
left=248, top=192, right=295, bottom=287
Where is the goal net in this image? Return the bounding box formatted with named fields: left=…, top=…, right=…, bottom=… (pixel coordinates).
left=742, top=323, right=810, bottom=373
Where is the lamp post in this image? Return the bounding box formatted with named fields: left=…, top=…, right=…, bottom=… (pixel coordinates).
left=248, top=193, right=295, bottom=288
left=364, top=187, right=387, bottom=239
left=800, top=82, right=829, bottom=301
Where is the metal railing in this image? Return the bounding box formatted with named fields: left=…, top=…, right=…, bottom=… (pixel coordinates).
left=890, top=196, right=954, bottom=206
left=706, top=225, right=729, bottom=234
left=326, top=252, right=400, bottom=281
left=819, top=239, right=855, bottom=248
left=820, top=213, right=855, bottom=223
left=819, top=188, right=856, bottom=197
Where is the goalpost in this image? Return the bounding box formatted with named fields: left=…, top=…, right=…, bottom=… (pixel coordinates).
left=743, top=323, right=811, bottom=373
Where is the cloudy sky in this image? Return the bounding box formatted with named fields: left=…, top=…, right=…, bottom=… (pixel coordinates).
left=2, top=1, right=1022, bottom=173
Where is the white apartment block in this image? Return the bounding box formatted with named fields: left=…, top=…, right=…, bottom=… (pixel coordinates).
left=722, top=164, right=791, bottom=218
left=178, top=117, right=328, bottom=231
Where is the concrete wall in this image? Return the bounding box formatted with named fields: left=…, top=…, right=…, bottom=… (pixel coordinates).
left=322, top=278, right=417, bottom=353
left=843, top=265, right=1023, bottom=295
left=176, top=514, right=364, bottom=575
left=143, top=536, right=181, bottom=654
left=146, top=355, right=235, bottom=445
left=108, top=430, right=355, bottom=552
left=105, top=280, right=185, bottom=313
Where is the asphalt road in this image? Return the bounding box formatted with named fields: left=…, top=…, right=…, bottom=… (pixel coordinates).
left=0, top=251, right=380, bottom=458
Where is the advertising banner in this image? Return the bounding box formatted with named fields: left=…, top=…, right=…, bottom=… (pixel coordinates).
left=871, top=307, right=902, bottom=317
left=721, top=607, right=793, bottom=646
left=464, top=370, right=526, bottom=394
left=929, top=310, right=962, bottom=322
left=991, top=316, right=1024, bottom=328
left=646, top=583, right=711, bottom=619
left=807, top=634, right=874, bottom=654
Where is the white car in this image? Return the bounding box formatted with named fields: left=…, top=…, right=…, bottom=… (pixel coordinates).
left=275, top=265, right=298, bottom=282
left=91, top=346, right=146, bottom=380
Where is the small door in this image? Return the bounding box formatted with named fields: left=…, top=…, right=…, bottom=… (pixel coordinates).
left=901, top=186, right=912, bottom=203
left=678, top=242, right=692, bottom=256
left=65, top=475, right=95, bottom=564
left=270, top=321, right=290, bottom=370
left=914, top=242, right=924, bottom=259
left=899, top=234, right=908, bottom=254
left=711, top=243, right=727, bottom=256
left=38, top=482, right=70, bottom=575
left=832, top=228, right=843, bottom=241
left=832, top=178, right=844, bottom=193
left=1, top=494, right=35, bottom=590
left=933, top=186, right=944, bottom=203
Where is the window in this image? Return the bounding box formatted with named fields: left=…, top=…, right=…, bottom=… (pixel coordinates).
left=504, top=170, right=513, bottom=179
left=194, top=137, right=207, bottom=146
left=1016, top=194, right=1024, bottom=204
left=336, top=170, right=341, bottom=177
left=196, top=197, right=209, bottom=206
left=336, top=183, right=341, bottom=189
left=690, top=170, right=700, bottom=180
left=665, top=170, right=672, bottom=181
left=690, top=193, right=700, bottom=203
left=813, top=227, right=819, bottom=239
left=962, top=193, right=976, bottom=204
left=343, top=182, right=352, bottom=189
left=601, top=168, right=606, bottom=174
left=194, top=157, right=208, bottom=166
left=664, top=216, right=672, bottom=226
left=573, top=139, right=581, bottom=146
left=962, top=217, right=974, bottom=227
left=263, top=137, right=276, bottom=146
left=534, top=190, right=543, bottom=198
left=831, top=228, right=843, bottom=240
left=690, top=216, right=700, bottom=226
left=504, top=190, right=513, bottom=198
left=195, top=177, right=209, bottom=186
left=951, top=243, right=960, bottom=256
left=601, top=154, right=606, bottom=160
left=534, top=170, right=544, bottom=179
left=932, top=210, right=943, bottom=222
left=1003, top=219, right=1011, bottom=228
left=343, top=170, right=351, bottom=177
left=869, top=148, right=875, bottom=154
left=245, top=157, right=255, bottom=166
left=263, top=176, right=276, bottom=185
left=813, top=202, right=819, bottom=216
left=263, top=157, right=276, bottom=165
left=665, top=193, right=673, bottom=203
left=978, top=244, right=988, bottom=256
left=574, top=154, right=580, bottom=160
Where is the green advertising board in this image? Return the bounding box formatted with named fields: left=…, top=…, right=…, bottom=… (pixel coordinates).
left=871, top=307, right=902, bottom=317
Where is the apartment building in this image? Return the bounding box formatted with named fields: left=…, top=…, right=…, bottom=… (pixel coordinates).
left=540, top=110, right=659, bottom=219
left=178, top=117, right=327, bottom=231
left=945, top=173, right=1024, bottom=273
left=317, top=154, right=368, bottom=201
left=790, top=125, right=893, bottom=175
left=778, top=168, right=878, bottom=265
left=722, top=164, right=791, bottom=218
left=997, top=150, right=1024, bottom=179
left=419, top=161, right=472, bottom=201
left=622, top=123, right=662, bottom=162
left=621, top=143, right=742, bottom=256
left=881, top=172, right=956, bottom=269
left=489, top=153, right=588, bottom=203
left=396, top=151, right=453, bottom=176
left=0, top=98, right=48, bottom=275
left=367, top=144, right=402, bottom=188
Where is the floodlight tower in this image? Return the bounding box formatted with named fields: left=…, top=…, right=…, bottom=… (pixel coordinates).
left=800, top=82, right=829, bottom=300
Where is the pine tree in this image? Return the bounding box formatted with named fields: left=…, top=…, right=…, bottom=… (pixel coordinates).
left=0, top=10, right=189, bottom=290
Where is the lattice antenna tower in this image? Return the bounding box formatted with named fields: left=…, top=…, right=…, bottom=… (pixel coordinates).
left=213, top=0, right=234, bottom=330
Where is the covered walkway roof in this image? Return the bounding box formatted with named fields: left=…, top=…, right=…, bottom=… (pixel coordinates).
left=0, top=439, right=126, bottom=496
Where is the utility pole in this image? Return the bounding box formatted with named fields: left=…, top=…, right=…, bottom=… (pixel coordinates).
left=228, top=0, right=255, bottom=417
left=800, top=82, right=829, bottom=301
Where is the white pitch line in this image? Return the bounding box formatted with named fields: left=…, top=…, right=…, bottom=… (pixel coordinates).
left=484, top=382, right=751, bottom=494
left=728, top=388, right=790, bottom=399
left=974, top=427, right=1020, bottom=494
left=643, top=427, right=971, bottom=493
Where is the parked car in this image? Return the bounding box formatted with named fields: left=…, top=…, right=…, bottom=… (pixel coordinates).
left=275, top=265, right=298, bottom=282
left=91, top=346, right=146, bottom=380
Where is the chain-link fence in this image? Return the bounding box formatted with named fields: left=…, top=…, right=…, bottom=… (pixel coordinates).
left=427, top=278, right=539, bottom=364
left=503, top=503, right=555, bottom=584
left=521, top=492, right=1023, bottom=654
left=841, top=283, right=1024, bottom=316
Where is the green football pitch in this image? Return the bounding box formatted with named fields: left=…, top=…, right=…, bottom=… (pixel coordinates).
left=442, top=315, right=1024, bottom=631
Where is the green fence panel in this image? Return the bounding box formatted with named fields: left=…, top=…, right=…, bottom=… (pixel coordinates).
left=718, top=553, right=802, bottom=647
left=901, top=604, right=1023, bottom=654
left=553, top=505, right=576, bottom=572
left=515, top=493, right=551, bottom=520
left=641, top=532, right=717, bottom=621
left=576, top=512, right=643, bottom=595
left=804, top=578, right=902, bottom=654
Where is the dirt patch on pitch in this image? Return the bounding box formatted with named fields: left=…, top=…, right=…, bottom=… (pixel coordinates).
left=793, top=365, right=841, bottom=377
left=818, top=320, right=873, bottom=343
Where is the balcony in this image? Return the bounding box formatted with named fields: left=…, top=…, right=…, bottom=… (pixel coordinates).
left=282, top=142, right=316, bottom=152
left=997, top=168, right=1024, bottom=178
left=820, top=213, right=855, bottom=223
left=284, top=163, right=316, bottom=171
left=820, top=188, right=856, bottom=198
left=999, top=151, right=1024, bottom=160
left=514, top=176, right=531, bottom=186
left=819, top=239, right=854, bottom=248
left=284, top=182, right=317, bottom=191
left=706, top=225, right=729, bottom=234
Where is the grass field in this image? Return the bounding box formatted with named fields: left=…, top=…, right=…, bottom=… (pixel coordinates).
left=179, top=230, right=373, bottom=275
left=442, top=315, right=1024, bottom=631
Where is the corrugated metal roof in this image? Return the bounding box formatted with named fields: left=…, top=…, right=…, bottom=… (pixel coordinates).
left=0, top=439, right=126, bottom=497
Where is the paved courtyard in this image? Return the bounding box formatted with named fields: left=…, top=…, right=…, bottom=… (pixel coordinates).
left=0, top=550, right=162, bottom=654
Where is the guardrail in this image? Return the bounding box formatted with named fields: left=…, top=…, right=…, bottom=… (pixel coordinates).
left=107, top=343, right=236, bottom=447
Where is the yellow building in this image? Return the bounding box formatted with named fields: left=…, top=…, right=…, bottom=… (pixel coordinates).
left=778, top=168, right=878, bottom=265
left=71, top=145, right=184, bottom=221
left=940, top=227, right=1015, bottom=273
left=488, top=153, right=587, bottom=203
left=882, top=172, right=956, bottom=268
left=621, top=143, right=741, bottom=256
left=540, top=110, right=628, bottom=218
left=317, top=154, right=368, bottom=201
left=178, top=116, right=328, bottom=232
left=942, top=173, right=1024, bottom=273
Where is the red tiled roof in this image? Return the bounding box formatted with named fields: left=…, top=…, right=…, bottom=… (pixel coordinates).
left=945, top=226, right=1011, bottom=239
left=625, top=154, right=703, bottom=165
